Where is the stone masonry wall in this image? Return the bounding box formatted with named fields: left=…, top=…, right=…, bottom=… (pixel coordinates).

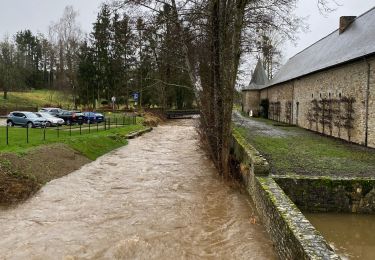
left=261, top=82, right=294, bottom=123
left=367, top=57, right=375, bottom=148
left=242, top=90, right=260, bottom=116
left=231, top=130, right=339, bottom=259
left=274, top=176, right=375, bottom=213
left=258, top=57, right=375, bottom=148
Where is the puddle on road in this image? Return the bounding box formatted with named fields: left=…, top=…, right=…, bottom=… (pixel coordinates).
left=305, top=213, right=375, bottom=259
left=0, top=119, right=276, bottom=259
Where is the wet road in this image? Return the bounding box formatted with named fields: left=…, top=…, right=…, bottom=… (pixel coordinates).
left=0, top=120, right=276, bottom=259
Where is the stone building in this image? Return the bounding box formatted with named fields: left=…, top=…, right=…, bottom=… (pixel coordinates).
left=242, top=7, right=375, bottom=148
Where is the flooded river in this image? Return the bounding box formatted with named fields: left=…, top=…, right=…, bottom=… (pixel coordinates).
left=0, top=120, right=276, bottom=259
left=305, top=213, right=375, bottom=259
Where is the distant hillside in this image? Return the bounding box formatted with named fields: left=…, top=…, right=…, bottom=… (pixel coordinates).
left=0, top=90, right=74, bottom=110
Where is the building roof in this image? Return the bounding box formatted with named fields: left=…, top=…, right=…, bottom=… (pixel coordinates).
left=243, top=59, right=268, bottom=91
left=266, top=6, right=375, bottom=87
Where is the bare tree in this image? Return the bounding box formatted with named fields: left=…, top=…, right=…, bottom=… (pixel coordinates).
left=0, top=36, right=19, bottom=99
left=50, top=6, right=82, bottom=107
left=115, top=0, right=320, bottom=176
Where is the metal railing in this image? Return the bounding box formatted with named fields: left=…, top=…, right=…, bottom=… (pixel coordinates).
left=1, top=115, right=136, bottom=145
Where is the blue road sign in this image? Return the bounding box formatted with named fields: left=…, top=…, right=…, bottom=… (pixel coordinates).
left=133, top=92, right=139, bottom=101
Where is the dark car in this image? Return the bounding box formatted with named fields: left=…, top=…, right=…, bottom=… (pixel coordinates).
left=57, top=110, right=84, bottom=125
left=7, top=111, right=47, bottom=128
left=83, top=112, right=105, bottom=123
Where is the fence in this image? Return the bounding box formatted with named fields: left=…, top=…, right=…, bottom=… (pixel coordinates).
left=0, top=115, right=136, bottom=146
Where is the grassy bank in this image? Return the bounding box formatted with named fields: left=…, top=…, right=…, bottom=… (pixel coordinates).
left=234, top=116, right=375, bottom=177
left=65, top=125, right=146, bottom=160
left=0, top=123, right=148, bottom=205
left=0, top=90, right=74, bottom=109
left=0, top=124, right=145, bottom=159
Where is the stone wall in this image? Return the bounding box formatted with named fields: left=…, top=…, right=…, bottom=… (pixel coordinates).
left=274, top=176, right=375, bottom=213
left=231, top=130, right=339, bottom=259
left=368, top=57, right=375, bottom=148
left=256, top=56, right=375, bottom=148
left=242, top=90, right=260, bottom=116
left=263, top=82, right=294, bottom=123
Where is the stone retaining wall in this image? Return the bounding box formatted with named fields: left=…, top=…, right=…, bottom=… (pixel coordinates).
left=274, top=176, right=375, bottom=213
left=231, top=129, right=340, bottom=259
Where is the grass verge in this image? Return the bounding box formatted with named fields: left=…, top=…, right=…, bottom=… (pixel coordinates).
left=234, top=118, right=375, bottom=177
left=0, top=124, right=148, bottom=205
left=0, top=124, right=145, bottom=158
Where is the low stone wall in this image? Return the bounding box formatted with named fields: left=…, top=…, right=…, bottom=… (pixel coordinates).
left=126, top=127, right=153, bottom=139
left=231, top=130, right=269, bottom=176
left=274, top=176, right=375, bottom=213
left=231, top=129, right=339, bottom=259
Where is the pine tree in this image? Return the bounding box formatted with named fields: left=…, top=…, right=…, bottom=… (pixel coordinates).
left=92, top=4, right=112, bottom=101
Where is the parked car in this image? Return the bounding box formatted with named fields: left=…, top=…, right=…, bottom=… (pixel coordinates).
left=83, top=112, right=105, bottom=123
left=95, top=113, right=105, bottom=123
left=39, top=107, right=63, bottom=116
left=36, top=112, right=65, bottom=127
left=57, top=110, right=84, bottom=125
left=7, top=111, right=47, bottom=128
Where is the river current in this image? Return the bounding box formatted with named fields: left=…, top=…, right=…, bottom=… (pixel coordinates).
left=0, top=120, right=276, bottom=259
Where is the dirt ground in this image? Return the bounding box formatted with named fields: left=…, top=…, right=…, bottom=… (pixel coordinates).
left=0, top=144, right=90, bottom=205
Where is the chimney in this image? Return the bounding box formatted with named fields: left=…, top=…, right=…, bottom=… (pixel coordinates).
left=339, top=16, right=356, bottom=34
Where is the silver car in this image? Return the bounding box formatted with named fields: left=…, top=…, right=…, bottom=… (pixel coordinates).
left=7, top=112, right=47, bottom=128
left=39, top=107, right=63, bottom=116
left=36, top=112, right=65, bottom=127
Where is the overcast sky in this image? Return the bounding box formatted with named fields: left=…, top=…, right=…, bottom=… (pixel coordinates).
left=285, top=0, right=374, bottom=59
left=0, top=0, right=104, bottom=38
left=0, top=0, right=373, bottom=71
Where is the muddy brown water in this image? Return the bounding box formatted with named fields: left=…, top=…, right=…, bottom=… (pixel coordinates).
left=305, top=213, right=375, bottom=260
left=0, top=119, right=276, bottom=259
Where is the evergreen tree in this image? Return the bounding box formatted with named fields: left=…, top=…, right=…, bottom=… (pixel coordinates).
left=92, top=4, right=112, bottom=101
left=77, top=41, right=97, bottom=107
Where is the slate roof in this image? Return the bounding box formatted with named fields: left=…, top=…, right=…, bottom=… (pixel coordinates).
left=266, top=6, right=375, bottom=87
left=243, top=59, right=268, bottom=91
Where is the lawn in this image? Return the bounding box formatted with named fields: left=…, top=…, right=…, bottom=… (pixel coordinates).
left=234, top=116, right=375, bottom=177
left=0, top=121, right=148, bottom=205
left=0, top=123, right=146, bottom=160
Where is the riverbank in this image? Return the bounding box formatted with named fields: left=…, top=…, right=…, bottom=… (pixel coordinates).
left=0, top=125, right=148, bottom=205
left=232, top=111, right=375, bottom=258
left=0, top=119, right=276, bottom=259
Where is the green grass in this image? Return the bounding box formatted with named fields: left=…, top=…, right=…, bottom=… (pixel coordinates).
left=65, top=125, right=145, bottom=160
left=0, top=90, right=74, bottom=109
left=0, top=119, right=147, bottom=205
left=234, top=120, right=375, bottom=177
left=0, top=124, right=146, bottom=160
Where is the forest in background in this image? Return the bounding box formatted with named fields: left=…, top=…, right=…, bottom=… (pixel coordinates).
left=0, top=1, right=292, bottom=110
left=0, top=5, right=195, bottom=110
left=0, top=0, right=334, bottom=175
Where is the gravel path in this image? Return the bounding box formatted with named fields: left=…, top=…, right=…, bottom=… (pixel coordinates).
left=232, top=111, right=296, bottom=138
